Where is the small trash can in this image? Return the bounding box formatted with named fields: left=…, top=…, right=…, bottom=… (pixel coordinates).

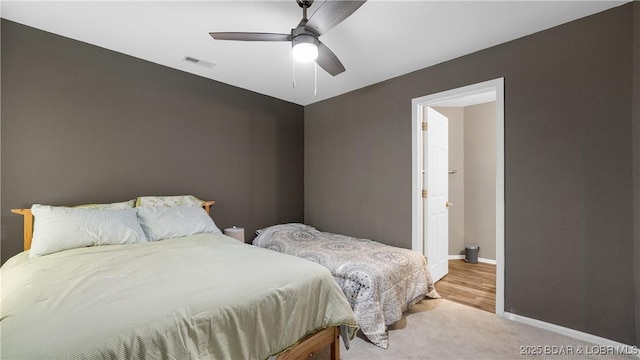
left=465, top=245, right=479, bottom=264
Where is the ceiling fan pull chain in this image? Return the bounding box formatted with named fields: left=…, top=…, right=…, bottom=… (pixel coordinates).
left=314, top=62, right=318, bottom=96
left=293, top=58, right=297, bottom=89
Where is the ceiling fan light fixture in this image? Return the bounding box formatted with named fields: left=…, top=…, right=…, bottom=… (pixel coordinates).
left=292, top=34, right=318, bottom=63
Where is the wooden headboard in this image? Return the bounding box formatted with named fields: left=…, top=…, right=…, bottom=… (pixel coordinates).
left=11, top=200, right=215, bottom=251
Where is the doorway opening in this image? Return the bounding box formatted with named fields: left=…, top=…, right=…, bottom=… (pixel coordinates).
left=411, top=78, right=505, bottom=316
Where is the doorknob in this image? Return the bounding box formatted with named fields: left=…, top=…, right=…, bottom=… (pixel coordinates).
left=445, top=202, right=453, bottom=208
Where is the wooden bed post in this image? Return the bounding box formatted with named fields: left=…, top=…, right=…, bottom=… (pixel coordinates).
left=11, top=209, right=33, bottom=251
left=203, top=200, right=215, bottom=215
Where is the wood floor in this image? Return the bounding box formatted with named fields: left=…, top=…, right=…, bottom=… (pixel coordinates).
left=435, top=259, right=496, bottom=313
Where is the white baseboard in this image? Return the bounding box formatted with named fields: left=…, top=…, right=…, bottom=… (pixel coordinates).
left=448, top=255, right=496, bottom=265
left=504, top=312, right=639, bottom=358
left=478, top=257, right=496, bottom=265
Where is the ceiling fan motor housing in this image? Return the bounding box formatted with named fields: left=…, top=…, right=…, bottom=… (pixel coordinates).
left=292, top=23, right=319, bottom=39
left=292, top=33, right=319, bottom=48
left=291, top=24, right=319, bottom=51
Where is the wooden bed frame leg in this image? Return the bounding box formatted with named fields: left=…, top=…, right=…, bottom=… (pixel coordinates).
left=277, top=326, right=341, bottom=360
left=331, top=326, right=340, bottom=360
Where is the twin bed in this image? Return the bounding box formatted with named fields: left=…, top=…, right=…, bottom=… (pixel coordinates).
left=1, top=196, right=438, bottom=359
left=253, top=223, right=439, bottom=349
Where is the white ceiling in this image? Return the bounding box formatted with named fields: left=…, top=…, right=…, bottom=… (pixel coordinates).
left=1, top=0, right=628, bottom=106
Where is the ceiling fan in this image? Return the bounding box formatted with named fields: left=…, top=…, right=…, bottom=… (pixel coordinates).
left=209, top=0, right=366, bottom=76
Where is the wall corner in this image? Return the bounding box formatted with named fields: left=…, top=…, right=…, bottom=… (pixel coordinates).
left=632, top=0, right=640, bottom=347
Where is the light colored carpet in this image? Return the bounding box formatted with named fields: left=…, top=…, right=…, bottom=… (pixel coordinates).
left=314, top=299, right=636, bottom=360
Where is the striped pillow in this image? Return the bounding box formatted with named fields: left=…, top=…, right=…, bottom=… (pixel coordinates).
left=135, top=195, right=203, bottom=208
left=30, top=205, right=147, bottom=258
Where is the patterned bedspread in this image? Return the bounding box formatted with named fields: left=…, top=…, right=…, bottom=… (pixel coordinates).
left=253, top=223, right=439, bottom=348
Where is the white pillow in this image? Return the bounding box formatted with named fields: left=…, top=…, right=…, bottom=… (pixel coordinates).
left=136, top=205, right=221, bottom=241
left=30, top=205, right=148, bottom=258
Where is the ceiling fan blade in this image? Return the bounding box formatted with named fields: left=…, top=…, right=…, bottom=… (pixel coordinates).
left=306, top=0, right=366, bottom=35
left=316, top=41, right=345, bottom=76
left=209, top=32, right=293, bottom=42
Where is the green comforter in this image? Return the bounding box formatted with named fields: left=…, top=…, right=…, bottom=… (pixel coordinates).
left=0, top=233, right=357, bottom=359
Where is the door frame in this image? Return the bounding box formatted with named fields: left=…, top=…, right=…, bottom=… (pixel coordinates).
left=411, top=78, right=505, bottom=316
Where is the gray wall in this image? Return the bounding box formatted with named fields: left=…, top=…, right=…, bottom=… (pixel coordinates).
left=0, top=20, right=305, bottom=263
left=305, top=4, right=636, bottom=345
left=633, top=1, right=640, bottom=348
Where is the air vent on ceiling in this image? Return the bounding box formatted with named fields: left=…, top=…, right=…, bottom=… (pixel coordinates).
left=183, top=56, right=215, bottom=69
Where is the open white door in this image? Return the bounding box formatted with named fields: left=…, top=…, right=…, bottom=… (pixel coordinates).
left=423, top=107, right=449, bottom=282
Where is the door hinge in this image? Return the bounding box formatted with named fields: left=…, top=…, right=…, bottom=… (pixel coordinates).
left=422, top=189, right=428, bottom=198
left=422, top=121, right=428, bottom=131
